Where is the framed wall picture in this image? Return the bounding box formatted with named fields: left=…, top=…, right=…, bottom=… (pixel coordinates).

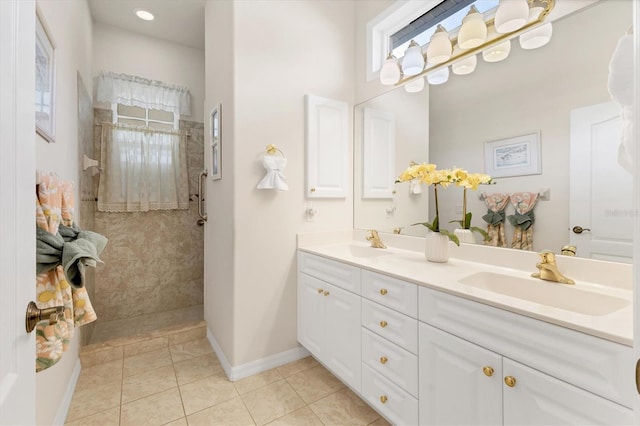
left=484, top=132, right=541, bottom=178
left=35, top=10, right=56, bottom=143
left=210, top=104, right=221, bottom=180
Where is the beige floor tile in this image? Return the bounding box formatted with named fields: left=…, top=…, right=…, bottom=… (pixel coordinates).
left=65, top=406, right=120, bottom=426
left=179, top=375, right=238, bottom=415
left=368, top=417, right=391, bottom=426
left=169, top=338, right=213, bottom=363
left=168, top=325, right=206, bottom=346
left=66, top=381, right=122, bottom=422
left=266, top=406, right=323, bottom=426
left=122, top=365, right=178, bottom=403
left=310, top=388, right=380, bottom=426
left=120, top=388, right=184, bottom=426
left=124, top=336, right=168, bottom=358
left=186, top=397, right=255, bottom=426
left=276, top=356, right=319, bottom=378
left=234, top=368, right=282, bottom=394
left=75, top=359, right=123, bottom=391
left=285, top=365, right=345, bottom=404
left=123, top=347, right=172, bottom=377
left=173, top=352, right=222, bottom=385
left=162, top=417, right=187, bottom=426
left=241, top=380, right=305, bottom=426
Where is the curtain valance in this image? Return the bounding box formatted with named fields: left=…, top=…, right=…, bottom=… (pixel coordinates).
left=96, top=72, right=191, bottom=115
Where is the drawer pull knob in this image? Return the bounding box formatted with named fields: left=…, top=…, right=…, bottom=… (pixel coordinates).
left=380, top=288, right=388, bottom=295
left=380, top=356, right=388, bottom=364
left=379, top=320, right=388, bottom=328
left=323, top=290, right=330, bottom=296
left=483, top=366, right=494, bottom=377
left=317, top=288, right=323, bottom=294
left=504, top=376, right=517, bottom=387
left=380, top=395, right=388, bottom=404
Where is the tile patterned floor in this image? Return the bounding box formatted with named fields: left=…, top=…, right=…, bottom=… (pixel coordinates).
left=68, top=324, right=389, bottom=426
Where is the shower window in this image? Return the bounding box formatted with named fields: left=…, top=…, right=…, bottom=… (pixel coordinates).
left=112, top=103, right=177, bottom=130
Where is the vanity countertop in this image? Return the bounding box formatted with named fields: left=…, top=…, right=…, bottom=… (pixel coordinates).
left=298, top=238, right=633, bottom=347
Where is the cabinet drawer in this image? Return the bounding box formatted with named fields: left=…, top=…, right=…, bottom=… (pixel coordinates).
left=362, top=299, right=418, bottom=354
left=362, top=328, right=418, bottom=397
left=362, top=270, right=417, bottom=318
left=298, top=251, right=361, bottom=294
left=362, top=364, right=419, bottom=426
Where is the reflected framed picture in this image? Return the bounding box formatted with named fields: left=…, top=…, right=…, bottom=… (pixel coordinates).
left=35, top=10, right=56, bottom=143
left=484, top=132, right=541, bottom=178
left=210, top=104, right=221, bottom=180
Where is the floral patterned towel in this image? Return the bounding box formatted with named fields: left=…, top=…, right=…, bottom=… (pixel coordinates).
left=35, top=174, right=98, bottom=372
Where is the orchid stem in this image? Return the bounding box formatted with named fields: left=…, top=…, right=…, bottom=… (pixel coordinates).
left=462, top=187, right=467, bottom=228
left=434, top=185, right=439, bottom=232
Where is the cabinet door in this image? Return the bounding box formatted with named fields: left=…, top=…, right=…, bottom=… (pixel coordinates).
left=297, top=273, right=325, bottom=358
left=419, top=323, right=503, bottom=426
left=324, top=283, right=361, bottom=392
left=503, top=358, right=634, bottom=426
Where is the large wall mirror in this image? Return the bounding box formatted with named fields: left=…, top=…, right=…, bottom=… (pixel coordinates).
left=354, top=0, right=633, bottom=262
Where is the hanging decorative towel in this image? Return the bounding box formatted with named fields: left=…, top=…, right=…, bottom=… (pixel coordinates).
left=481, top=192, right=510, bottom=247
left=257, top=144, right=289, bottom=190
left=35, top=174, right=101, bottom=371
left=507, top=192, right=539, bottom=250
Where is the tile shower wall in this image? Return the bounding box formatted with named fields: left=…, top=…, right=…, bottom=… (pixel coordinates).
left=91, top=108, right=204, bottom=322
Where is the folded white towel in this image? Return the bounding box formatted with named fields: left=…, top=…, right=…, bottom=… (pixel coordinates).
left=257, top=154, right=289, bottom=190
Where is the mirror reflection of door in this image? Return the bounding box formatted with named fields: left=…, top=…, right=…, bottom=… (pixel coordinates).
left=570, top=102, right=632, bottom=263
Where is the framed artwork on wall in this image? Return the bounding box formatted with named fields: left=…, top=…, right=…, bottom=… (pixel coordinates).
left=210, top=104, right=221, bottom=180
left=35, top=10, right=56, bottom=143
left=484, top=132, right=541, bottom=178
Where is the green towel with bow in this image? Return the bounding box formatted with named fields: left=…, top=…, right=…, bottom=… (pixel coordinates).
left=36, top=223, right=108, bottom=288
left=507, top=210, right=535, bottom=231
left=482, top=210, right=505, bottom=226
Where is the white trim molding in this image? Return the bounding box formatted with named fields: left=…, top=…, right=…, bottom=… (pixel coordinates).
left=207, top=328, right=310, bottom=382
left=53, top=359, right=81, bottom=426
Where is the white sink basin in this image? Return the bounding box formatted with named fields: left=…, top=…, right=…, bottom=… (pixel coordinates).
left=348, top=245, right=392, bottom=258
left=459, top=271, right=629, bottom=316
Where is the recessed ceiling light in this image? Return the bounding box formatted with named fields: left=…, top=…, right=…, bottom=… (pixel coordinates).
left=134, top=9, right=154, bottom=21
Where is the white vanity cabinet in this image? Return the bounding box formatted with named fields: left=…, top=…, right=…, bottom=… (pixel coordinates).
left=297, top=252, right=361, bottom=392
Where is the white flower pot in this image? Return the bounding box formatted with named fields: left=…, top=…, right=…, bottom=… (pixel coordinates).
left=454, top=228, right=476, bottom=244
left=425, top=232, right=449, bottom=263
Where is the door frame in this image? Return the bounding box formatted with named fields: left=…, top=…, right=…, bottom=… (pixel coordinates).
left=633, top=2, right=640, bottom=423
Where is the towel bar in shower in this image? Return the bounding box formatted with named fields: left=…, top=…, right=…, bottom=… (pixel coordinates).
left=197, top=169, right=208, bottom=223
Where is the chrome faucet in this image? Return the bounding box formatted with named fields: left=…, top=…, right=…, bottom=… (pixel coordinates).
left=531, top=250, right=575, bottom=285
left=366, top=230, right=387, bottom=249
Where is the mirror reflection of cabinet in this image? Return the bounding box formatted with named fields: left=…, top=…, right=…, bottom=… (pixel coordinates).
left=362, top=108, right=395, bottom=199
left=305, top=95, right=349, bottom=198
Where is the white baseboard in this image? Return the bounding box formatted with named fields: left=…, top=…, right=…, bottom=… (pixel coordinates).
left=53, top=358, right=81, bottom=425
left=206, top=328, right=310, bottom=382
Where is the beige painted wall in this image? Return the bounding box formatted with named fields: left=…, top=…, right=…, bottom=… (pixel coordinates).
left=92, top=21, right=206, bottom=122
left=204, top=0, right=356, bottom=366
left=34, top=0, right=93, bottom=424
left=430, top=0, right=631, bottom=252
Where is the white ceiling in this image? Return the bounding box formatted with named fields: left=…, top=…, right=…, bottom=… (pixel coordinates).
left=88, top=0, right=205, bottom=50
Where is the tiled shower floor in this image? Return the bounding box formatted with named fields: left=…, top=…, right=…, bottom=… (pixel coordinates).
left=89, top=305, right=204, bottom=344
left=69, top=322, right=389, bottom=426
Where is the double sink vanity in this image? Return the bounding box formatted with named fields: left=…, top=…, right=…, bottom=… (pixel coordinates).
left=296, top=230, right=634, bottom=425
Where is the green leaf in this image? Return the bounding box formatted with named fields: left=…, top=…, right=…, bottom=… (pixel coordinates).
left=470, top=226, right=490, bottom=241
left=464, top=212, right=473, bottom=228
left=412, top=216, right=440, bottom=233
left=439, top=229, right=460, bottom=246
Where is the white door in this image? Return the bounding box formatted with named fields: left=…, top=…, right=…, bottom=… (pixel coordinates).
left=0, top=0, right=36, bottom=424
left=418, top=323, right=503, bottom=426
left=570, top=102, right=633, bottom=262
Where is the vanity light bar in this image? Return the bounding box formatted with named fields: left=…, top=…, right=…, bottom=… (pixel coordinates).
left=390, top=0, right=555, bottom=88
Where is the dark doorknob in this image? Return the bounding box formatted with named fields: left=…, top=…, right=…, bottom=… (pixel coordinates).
left=572, top=226, right=591, bottom=234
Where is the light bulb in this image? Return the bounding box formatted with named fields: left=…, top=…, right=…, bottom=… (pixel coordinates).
left=426, top=25, right=452, bottom=65
left=402, top=40, right=425, bottom=76
left=519, top=23, right=553, bottom=49
left=458, top=6, right=487, bottom=49
left=379, top=53, right=401, bottom=85
left=134, top=9, right=154, bottom=21
left=427, top=67, right=449, bottom=85
left=452, top=55, right=477, bottom=75
left=494, top=0, right=529, bottom=33
left=405, top=77, right=425, bottom=93
left=482, top=40, right=511, bottom=62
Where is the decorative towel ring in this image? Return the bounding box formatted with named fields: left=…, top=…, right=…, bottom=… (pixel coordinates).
left=265, top=144, right=285, bottom=157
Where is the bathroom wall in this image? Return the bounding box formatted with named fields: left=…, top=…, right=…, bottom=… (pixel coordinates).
left=93, top=21, right=206, bottom=122
left=34, top=0, right=93, bottom=424
left=430, top=0, right=632, bottom=252
left=204, top=0, right=356, bottom=367
left=92, top=109, right=205, bottom=323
